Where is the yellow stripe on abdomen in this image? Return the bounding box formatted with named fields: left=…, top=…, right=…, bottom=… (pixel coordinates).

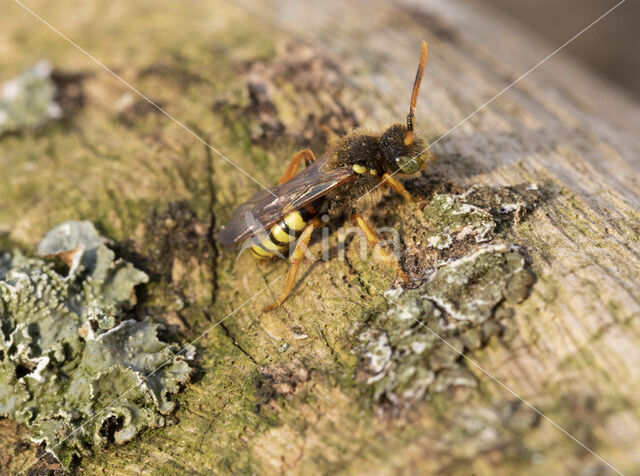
left=260, top=235, right=285, bottom=252
left=248, top=211, right=310, bottom=261
left=284, top=211, right=306, bottom=231
left=250, top=246, right=272, bottom=259
left=271, top=223, right=295, bottom=245
left=251, top=235, right=284, bottom=259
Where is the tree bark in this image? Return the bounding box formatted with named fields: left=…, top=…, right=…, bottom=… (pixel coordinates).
left=1, top=0, right=639, bottom=474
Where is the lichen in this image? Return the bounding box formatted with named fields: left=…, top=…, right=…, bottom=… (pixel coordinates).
left=426, top=244, right=535, bottom=323
left=443, top=399, right=540, bottom=460
left=356, top=184, right=539, bottom=411
left=0, top=61, right=62, bottom=135
left=423, top=193, right=495, bottom=246
left=421, top=184, right=541, bottom=252
left=0, top=221, right=193, bottom=469
left=357, top=245, right=533, bottom=409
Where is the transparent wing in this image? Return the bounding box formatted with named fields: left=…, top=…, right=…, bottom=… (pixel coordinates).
left=217, top=155, right=354, bottom=246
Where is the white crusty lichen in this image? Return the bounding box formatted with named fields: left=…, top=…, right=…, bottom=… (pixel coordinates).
left=0, top=221, right=193, bottom=469
left=358, top=246, right=533, bottom=408
left=424, top=193, right=495, bottom=248
left=357, top=184, right=540, bottom=410
left=0, top=61, right=62, bottom=135
left=424, top=244, right=534, bottom=323
left=422, top=184, right=541, bottom=249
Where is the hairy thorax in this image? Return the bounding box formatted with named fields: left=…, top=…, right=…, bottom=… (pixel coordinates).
left=324, top=132, right=388, bottom=217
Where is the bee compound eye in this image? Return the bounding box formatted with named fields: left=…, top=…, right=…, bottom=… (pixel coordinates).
left=395, top=156, right=420, bottom=174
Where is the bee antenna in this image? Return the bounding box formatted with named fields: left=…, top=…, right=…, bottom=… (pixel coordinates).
left=405, top=40, right=428, bottom=146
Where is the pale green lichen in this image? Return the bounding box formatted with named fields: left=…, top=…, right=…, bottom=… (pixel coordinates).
left=421, top=184, right=541, bottom=250
left=423, top=192, right=495, bottom=248
left=443, top=400, right=540, bottom=459
left=0, top=61, right=62, bottom=134
left=0, top=221, right=193, bottom=469
left=358, top=245, right=532, bottom=408
left=426, top=244, right=534, bottom=323
left=460, top=183, right=541, bottom=219
left=357, top=185, right=539, bottom=410
left=38, top=220, right=108, bottom=255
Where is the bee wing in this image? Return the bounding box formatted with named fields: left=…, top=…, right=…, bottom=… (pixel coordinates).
left=217, top=155, right=355, bottom=246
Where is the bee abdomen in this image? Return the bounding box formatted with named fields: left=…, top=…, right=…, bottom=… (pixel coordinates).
left=249, top=210, right=311, bottom=260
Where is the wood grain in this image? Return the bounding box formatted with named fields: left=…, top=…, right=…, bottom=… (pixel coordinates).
left=1, top=0, right=639, bottom=474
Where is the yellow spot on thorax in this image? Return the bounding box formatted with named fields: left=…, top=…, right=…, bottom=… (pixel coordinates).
left=352, top=163, right=366, bottom=174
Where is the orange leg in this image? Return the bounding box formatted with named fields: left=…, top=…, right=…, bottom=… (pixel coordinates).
left=279, top=149, right=316, bottom=185
left=264, top=217, right=321, bottom=311
left=382, top=173, right=413, bottom=202
left=352, top=213, right=409, bottom=282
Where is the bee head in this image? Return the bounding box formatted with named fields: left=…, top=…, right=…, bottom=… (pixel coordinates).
left=380, top=40, right=430, bottom=176
left=380, top=124, right=428, bottom=175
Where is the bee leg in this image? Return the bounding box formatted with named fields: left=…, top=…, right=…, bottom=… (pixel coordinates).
left=264, top=217, right=321, bottom=311
left=351, top=213, right=409, bottom=282
left=278, top=149, right=316, bottom=185
left=381, top=173, right=413, bottom=202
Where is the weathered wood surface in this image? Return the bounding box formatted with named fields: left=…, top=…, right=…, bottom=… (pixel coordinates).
left=1, top=0, right=639, bottom=474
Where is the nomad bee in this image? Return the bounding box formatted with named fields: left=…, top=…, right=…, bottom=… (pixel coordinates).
left=219, top=41, right=431, bottom=311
